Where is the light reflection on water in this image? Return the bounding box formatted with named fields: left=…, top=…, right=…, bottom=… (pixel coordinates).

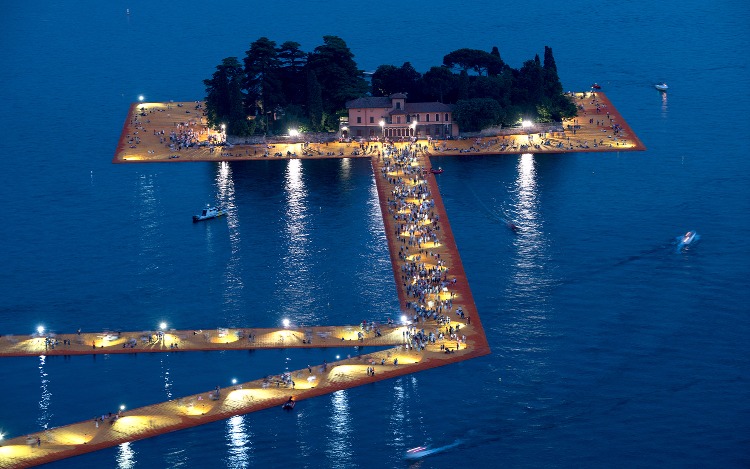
left=225, top=414, right=251, bottom=468
left=134, top=173, right=164, bottom=275
left=37, top=355, right=51, bottom=430
left=388, top=380, right=406, bottom=447
left=280, top=159, right=315, bottom=324
left=161, top=355, right=173, bottom=400
left=326, top=390, right=353, bottom=465
left=507, top=154, right=552, bottom=349
left=215, top=162, right=245, bottom=319
left=116, top=441, right=136, bottom=468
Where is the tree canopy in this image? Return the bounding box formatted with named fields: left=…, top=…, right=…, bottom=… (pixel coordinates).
left=203, top=38, right=576, bottom=136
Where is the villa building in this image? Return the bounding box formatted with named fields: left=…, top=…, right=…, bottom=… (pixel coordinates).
left=344, top=93, right=458, bottom=140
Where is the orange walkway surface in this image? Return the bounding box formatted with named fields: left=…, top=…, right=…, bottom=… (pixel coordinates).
left=0, top=324, right=409, bottom=358
left=112, top=92, right=644, bottom=164
left=1, top=146, right=489, bottom=468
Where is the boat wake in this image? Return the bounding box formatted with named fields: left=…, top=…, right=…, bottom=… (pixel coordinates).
left=404, top=439, right=463, bottom=461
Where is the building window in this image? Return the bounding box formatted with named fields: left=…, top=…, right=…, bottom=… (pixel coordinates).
left=396, top=102, right=401, bottom=110
left=426, top=114, right=430, bottom=122
left=369, top=116, right=374, bottom=123
left=406, top=115, right=411, bottom=123
left=357, top=117, right=361, bottom=123
left=445, top=113, right=449, bottom=122
left=397, top=116, right=401, bottom=124
left=435, top=113, right=440, bottom=122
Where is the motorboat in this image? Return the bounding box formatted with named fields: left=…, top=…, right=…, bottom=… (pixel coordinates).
left=591, top=83, right=602, bottom=90
left=282, top=396, right=296, bottom=410
left=193, top=206, right=225, bottom=223
left=681, top=231, right=696, bottom=245
left=655, top=83, right=668, bottom=91
left=676, top=230, right=698, bottom=251
left=430, top=167, right=444, bottom=174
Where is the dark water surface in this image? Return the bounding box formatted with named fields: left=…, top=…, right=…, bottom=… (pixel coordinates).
left=1, top=0, right=749, bottom=467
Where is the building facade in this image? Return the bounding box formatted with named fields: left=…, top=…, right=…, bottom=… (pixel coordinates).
left=344, top=93, right=458, bottom=140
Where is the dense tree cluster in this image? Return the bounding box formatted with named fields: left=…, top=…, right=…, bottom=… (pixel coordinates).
left=204, top=38, right=576, bottom=136
left=204, top=36, right=367, bottom=136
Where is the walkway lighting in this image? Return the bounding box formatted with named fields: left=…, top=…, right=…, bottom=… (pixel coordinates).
left=159, top=322, right=167, bottom=331
left=232, top=378, right=237, bottom=385
left=400, top=315, right=408, bottom=324
left=37, top=325, right=45, bottom=335
left=120, top=405, right=126, bottom=411
left=522, top=120, right=532, bottom=128
left=282, top=318, right=290, bottom=328
left=288, top=129, right=299, bottom=138
left=138, top=95, right=144, bottom=102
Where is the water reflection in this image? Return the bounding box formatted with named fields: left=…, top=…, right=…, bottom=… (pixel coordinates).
left=135, top=173, right=163, bottom=271
left=225, top=414, right=250, bottom=468
left=37, top=355, right=51, bottom=430
left=279, top=159, right=314, bottom=323
left=161, top=355, right=173, bottom=400
left=215, top=162, right=245, bottom=320
left=388, top=380, right=406, bottom=447
left=326, top=390, right=353, bottom=466
left=116, top=441, right=136, bottom=468
left=509, top=154, right=552, bottom=305
left=661, top=92, right=668, bottom=118
left=339, top=157, right=351, bottom=180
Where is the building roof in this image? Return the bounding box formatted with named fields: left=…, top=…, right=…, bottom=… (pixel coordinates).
left=389, top=93, right=408, bottom=99
left=345, top=97, right=391, bottom=109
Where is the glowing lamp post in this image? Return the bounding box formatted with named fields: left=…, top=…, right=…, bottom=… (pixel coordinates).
left=379, top=120, right=385, bottom=139
left=282, top=318, right=290, bottom=329
left=159, top=322, right=167, bottom=331
left=37, top=325, right=45, bottom=336
left=522, top=120, right=532, bottom=129
left=138, top=95, right=144, bottom=102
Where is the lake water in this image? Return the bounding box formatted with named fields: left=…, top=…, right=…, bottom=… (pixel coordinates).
left=1, top=0, right=749, bottom=467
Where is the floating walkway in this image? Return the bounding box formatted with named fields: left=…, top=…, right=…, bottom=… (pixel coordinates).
left=0, top=145, right=489, bottom=467
left=112, top=91, right=644, bottom=164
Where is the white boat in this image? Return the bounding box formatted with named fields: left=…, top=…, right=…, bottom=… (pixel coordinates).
left=655, top=83, right=668, bottom=91
left=676, top=230, right=698, bottom=251
left=193, top=206, right=225, bottom=223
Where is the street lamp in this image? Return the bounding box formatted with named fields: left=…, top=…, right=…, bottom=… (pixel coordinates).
left=37, top=325, right=45, bottom=335
left=379, top=120, right=385, bottom=139
left=282, top=318, right=290, bottom=328
left=138, top=95, right=144, bottom=102
left=159, top=322, right=167, bottom=331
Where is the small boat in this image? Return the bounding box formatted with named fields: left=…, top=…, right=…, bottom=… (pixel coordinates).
left=282, top=396, right=295, bottom=410
left=591, top=83, right=601, bottom=90
left=430, top=167, right=444, bottom=174
left=193, top=206, right=224, bottom=223
left=655, top=83, right=668, bottom=91
left=676, top=230, right=698, bottom=251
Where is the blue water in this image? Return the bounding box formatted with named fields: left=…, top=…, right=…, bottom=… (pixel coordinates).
left=1, top=0, right=749, bottom=467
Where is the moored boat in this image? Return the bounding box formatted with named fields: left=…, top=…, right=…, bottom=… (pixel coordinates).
left=282, top=396, right=296, bottom=410
left=591, top=83, right=601, bottom=90
left=655, top=82, right=668, bottom=91
left=430, top=167, right=444, bottom=174
left=192, top=206, right=225, bottom=223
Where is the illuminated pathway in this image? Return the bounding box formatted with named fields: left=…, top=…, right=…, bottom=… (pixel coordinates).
left=2, top=91, right=643, bottom=466
left=0, top=146, right=490, bottom=468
